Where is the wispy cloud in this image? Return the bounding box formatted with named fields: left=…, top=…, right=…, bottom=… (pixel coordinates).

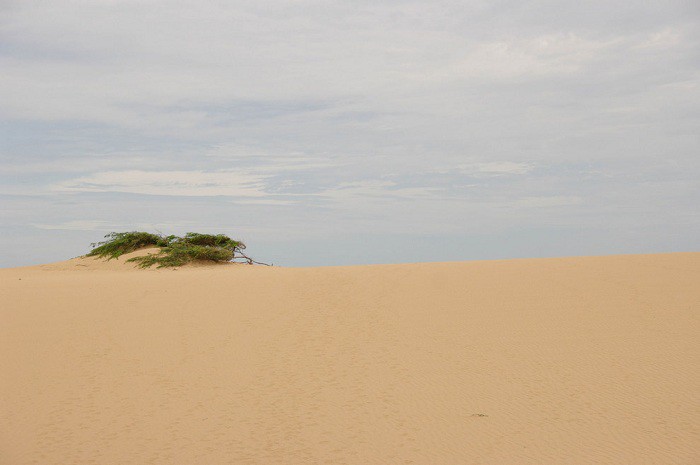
left=53, top=170, right=270, bottom=197
left=513, top=196, right=583, bottom=208
left=457, top=162, right=534, bottom=176
left=31, top=220, right=114, bottom=231
left=31, top=219, right=202, bottom=233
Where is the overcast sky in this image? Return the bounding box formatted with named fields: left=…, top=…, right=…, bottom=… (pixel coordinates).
left=1, top=0, right=698, bottom=267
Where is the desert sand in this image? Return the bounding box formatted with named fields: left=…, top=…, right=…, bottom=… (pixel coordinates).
left=1, top=252, right=698, bottom=464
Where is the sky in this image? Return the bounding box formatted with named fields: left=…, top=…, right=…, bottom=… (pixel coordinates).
left=1, top=0, right=698, bottom=267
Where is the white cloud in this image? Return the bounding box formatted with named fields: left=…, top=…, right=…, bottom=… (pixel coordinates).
left=637, top=29, right=682, bottom=49
left=0, top=155, right=154, bottom=175
left=53, top=170, right=270, bottom=197
left=31, top=220, right=201, bottom=232
left=322, top=180, right=452, bottom=203
left=428, top=33, right=621, bottom=83
left=457, top=162, right=534, bottom=176
left=31, top=220, right=114, bottom=231
left=514, top=196, right=583, bottom=208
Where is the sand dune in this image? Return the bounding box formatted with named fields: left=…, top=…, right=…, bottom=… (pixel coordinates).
left=1, top=252, right=698, bottom=464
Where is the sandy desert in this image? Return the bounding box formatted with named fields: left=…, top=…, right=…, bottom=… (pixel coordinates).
left=1, top=252, right=698, bottom=464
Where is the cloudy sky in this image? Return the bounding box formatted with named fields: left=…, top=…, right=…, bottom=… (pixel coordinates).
left=1, top=0, right=698, bottom=267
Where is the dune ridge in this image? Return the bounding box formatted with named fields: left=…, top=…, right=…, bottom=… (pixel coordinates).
left=1, top=252, right=698, bottom=464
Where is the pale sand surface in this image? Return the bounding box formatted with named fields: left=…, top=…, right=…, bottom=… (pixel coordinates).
left=1, top=252, right=698, bottom=464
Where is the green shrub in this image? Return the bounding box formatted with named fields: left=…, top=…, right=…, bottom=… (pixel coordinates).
left=86, top=231, right=262, bottom=268
left=178, top=233, right=243, bottom=249
left=87, top=231, right=168, bottom=260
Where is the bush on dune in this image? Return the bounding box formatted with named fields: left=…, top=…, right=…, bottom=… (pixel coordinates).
left=87, top=231, right=266, bottom=268
left=87, top=232, right=167, bottom=259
